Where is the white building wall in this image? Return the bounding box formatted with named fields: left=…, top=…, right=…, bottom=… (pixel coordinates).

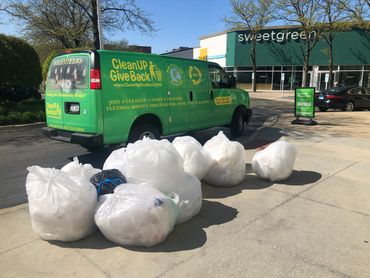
left=193, top=34, right=227, bottom=67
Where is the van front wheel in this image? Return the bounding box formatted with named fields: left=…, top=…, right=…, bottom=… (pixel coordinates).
left=128, top=122, right=161, bottom=143
left=230, top=109, right=245, bottom=138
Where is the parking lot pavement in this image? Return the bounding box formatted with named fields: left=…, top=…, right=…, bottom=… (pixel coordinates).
left=1, top=93, right=370, bottom=277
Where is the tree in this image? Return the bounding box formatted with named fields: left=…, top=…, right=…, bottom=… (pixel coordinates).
left=73, top=0, right=156, bottom=49
left=225, top=0, right=274, bottom=92
left=6, top=0, right=92, bottom=49
left=275, top=0, right=320, bottom=87
left=5, top=0, right=155, bottom=50
left=337, top=0, right=370, bottom=27
left=316, top=0, right=351, bottom=87
left=104, top=38, right=130, bottom=50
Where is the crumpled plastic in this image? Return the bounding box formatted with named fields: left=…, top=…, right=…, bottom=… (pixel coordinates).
left=172, top=136, right=212, bottom=180
left=251, top=140, right=297, bottom=182
left=203, top=131, right=246, bottom=186
left=26, top=165, right=97, bottom=241
left=95, top=184, right=179, bottom=247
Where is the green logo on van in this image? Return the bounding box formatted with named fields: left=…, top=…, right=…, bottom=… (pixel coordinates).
left=167, top=65, right=183, bottom=86
left=189, top=66, right=202, bottom=85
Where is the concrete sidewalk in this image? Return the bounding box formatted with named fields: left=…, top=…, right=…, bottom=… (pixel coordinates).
left=1, top=99, right=370, bottom=277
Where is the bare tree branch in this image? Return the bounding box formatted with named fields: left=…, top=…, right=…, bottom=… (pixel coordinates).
left=225, top=0, right=274, bottom=92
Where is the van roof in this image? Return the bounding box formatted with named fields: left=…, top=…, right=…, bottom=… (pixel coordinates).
left=54, top=49, right=210, bottom=65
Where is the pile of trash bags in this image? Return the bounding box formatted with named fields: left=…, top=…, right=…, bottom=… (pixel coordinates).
left=25, top=131, right=297, bottom=247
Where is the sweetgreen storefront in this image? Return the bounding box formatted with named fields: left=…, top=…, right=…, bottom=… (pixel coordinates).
left=196, top=26, right=370, bottom=91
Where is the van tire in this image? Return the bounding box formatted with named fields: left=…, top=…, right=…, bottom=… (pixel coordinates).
left=230, top=108, right=245, bottom=138
left=128, top=122, right=161, bottom=143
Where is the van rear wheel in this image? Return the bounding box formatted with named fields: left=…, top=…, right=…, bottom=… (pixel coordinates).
left=230, top=108, right=245, bottom=138
left=128, top=122, right=161, bottom=143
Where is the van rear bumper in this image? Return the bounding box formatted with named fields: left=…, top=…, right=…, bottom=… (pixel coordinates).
left=42, top=127, right=103, bottom=147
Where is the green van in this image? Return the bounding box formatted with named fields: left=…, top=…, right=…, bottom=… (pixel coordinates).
left=43, top=50, right=252, bottom=147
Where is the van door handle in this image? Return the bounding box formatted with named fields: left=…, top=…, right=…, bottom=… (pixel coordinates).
left=210, top=90, right=214, bottom=99
left=189, top=91, right=193, bottom=101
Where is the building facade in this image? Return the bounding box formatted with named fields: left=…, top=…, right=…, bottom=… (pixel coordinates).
left=194, top=26, right=370, bottom=91
left=162, top=47, right=194, bottom=59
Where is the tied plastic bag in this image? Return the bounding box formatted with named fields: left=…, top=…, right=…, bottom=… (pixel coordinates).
left=251, top=141, right=297, bottom=182
left=90, top=169, right=126, bottom=195
left=26, top=166, right=97, bottom=241
left=95, top=184, right=179, bottom=247
left=103, top=147, right=126, bottom=172
left=203, top=131, right=246, bottom=186
left=175, top=173, right=202, bottom=224
left=61, top=157, right=100, bottom=179
left=114, top=138, right=185, bottom=195
left=172, top=136, right=212, bottom=180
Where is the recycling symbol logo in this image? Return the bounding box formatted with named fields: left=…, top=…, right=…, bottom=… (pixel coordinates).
left=168, top=65, right=183, bottom=86
left=189, top=66, right=202, bottom=85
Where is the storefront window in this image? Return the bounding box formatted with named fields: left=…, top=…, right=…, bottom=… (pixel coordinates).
left=338, top=71, right=362, bottom=86
left=363, top=71, right=370, bottom=88
left=256, top=72, right=272, bottom=90
left=236, top=72, right=252, bottom=83
left=341, top=65, right=363, bottom=71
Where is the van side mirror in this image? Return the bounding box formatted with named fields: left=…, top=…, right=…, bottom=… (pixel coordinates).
left=229, top=76, right=236, bottom=87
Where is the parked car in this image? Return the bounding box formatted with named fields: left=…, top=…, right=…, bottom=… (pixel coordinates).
left=315, top=86, right=370, bottom=112
left=0, top=84, right=41, bottom=103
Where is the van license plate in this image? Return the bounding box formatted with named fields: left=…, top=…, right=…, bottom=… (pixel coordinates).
left=70, top=104, right=80, bottom=113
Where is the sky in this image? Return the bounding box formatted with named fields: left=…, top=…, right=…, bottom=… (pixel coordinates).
left=0, top=0, right=235, bottom=54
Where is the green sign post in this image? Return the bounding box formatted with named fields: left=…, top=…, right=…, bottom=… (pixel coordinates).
left=292, top=87, right=317, bottom=125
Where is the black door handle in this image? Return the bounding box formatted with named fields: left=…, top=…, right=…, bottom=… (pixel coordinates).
left=210, top=90, right=214, bottom=99
left=189, top=91, right=193, bottom=101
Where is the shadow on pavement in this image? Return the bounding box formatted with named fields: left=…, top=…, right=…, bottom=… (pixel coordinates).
left=203, top=164, right=322, bottom=199
left=49, top=199, right=237, bottom=252
left=244, top=127, right=286, bottom=150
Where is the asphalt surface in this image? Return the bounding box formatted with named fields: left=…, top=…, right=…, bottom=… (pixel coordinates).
left=0, top=98, right=293, bottom=209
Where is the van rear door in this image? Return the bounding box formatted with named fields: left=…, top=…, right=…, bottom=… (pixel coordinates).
left=46, top=53, right=102, bottom=134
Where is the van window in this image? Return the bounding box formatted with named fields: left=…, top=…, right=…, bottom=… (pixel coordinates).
left=208, top=65, right=230, bottom=89
left=46, top=56, right=89, bottom=91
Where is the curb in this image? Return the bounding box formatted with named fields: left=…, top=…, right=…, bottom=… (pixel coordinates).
left=0, top=122, right=45, bottom=129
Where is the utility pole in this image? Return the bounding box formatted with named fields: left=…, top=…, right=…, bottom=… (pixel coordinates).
left=96, top=0, right=104, bottom=49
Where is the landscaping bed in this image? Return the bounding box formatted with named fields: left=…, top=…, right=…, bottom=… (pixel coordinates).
left=0, top=99, right=45, bottom=126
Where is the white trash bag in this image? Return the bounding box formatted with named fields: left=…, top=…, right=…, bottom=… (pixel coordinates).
left=118, top=138, right=184, bottom=195
left=103, top=147, right=126, bottom=171
left=140, top=173, right=202, bottom=225
left=203, top=131, right=246, bottom=187
left=61, top=157, right=101, bottom=181
left=172, top=136, right=212, bottom=180
left=251, top=140, right=297, bottom=182
left=95, top=184, right=179, bottom=247
left=26, top=166, right=97, bottom=241
left=174, top=173, right=202, bottom=224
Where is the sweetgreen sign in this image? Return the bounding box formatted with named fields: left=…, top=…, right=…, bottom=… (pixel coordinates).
left=294, top=87, right=315, bottom=118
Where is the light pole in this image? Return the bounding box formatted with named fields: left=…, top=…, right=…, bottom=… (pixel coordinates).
left=96, top=0, right=104, bottom=49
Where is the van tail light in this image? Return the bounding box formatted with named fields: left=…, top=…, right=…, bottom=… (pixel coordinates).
left=326, top=95, right=342, bottom=100
left=90, top=69, right=102, bottom=90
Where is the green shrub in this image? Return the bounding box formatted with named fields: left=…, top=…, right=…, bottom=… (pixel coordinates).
left=0, top=98, right=45, bottom=125
left=37, top=110, right=46, bottom=121
left=0, top=34, right=42, bottom=87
